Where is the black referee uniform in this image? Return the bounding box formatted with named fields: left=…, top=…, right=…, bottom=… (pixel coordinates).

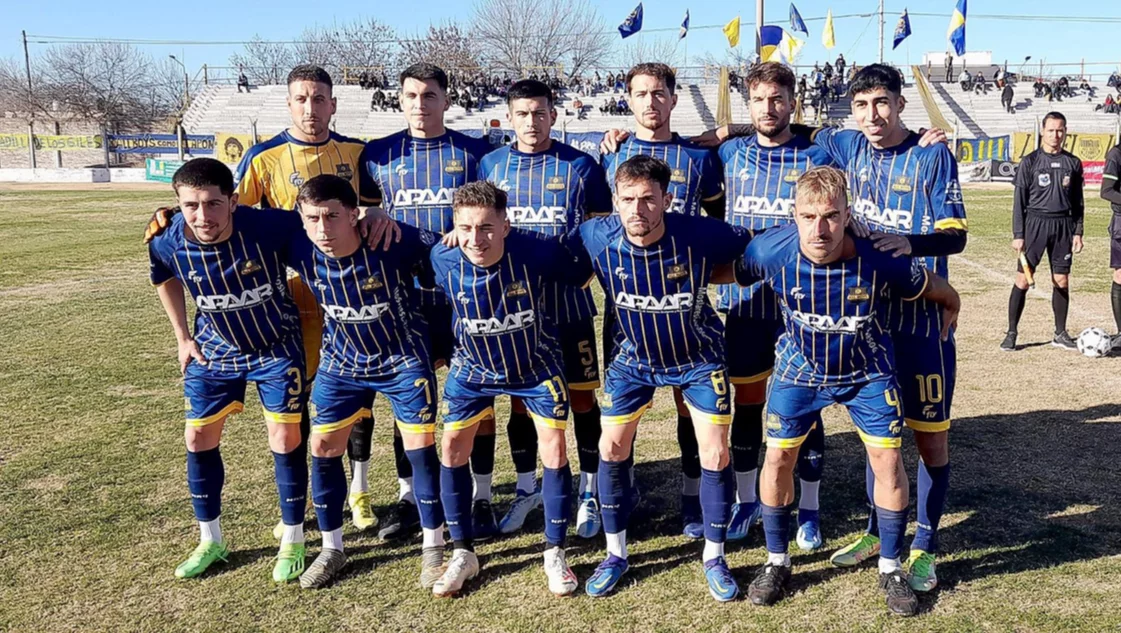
left=1005, top=146, right=1084, bottom=349
left=1101, top=145, right=1121, bottom=335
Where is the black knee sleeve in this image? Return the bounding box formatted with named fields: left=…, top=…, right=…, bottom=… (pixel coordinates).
left=573, top=404, right=602, bottom=474
left=731, top=403, right=764, bottom=472
left=676, top=414, right=701, bottom=480
left=347, top=416, right=373, bottom=462
left=507, top=410, right=538, bottom=474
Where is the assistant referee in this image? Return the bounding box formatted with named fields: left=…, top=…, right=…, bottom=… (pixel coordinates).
left=1102, top=144, right=1121, bottom=345
left=1002, top=111, right=1084, bottom=351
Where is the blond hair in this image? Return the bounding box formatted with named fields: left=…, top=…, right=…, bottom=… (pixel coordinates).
left=795, top=166, right=848, bottom=208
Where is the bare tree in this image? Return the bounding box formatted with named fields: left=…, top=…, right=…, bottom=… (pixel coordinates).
left=471, top=0, right=613, bottom=78
left=617, top=35, right=684, bottom=70
left=397, top=23, right=480, bottom=75
left=39, top=42, right=155, bottom=130
left=294, top=18, right=396, bottom=83
left=228, top=36, right=297, bottom=85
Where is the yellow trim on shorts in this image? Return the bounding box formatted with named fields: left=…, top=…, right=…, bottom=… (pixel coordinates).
left=730, top=368, right=773, bottom=385
left=263, top=409, right=302, bottom=425
left=934, top=218, right=968, bottom=232
left=397, top=420, right=437, bottom=434
left=568, top=380, right=602, bottom=391
left=685, top=403, right=731, bottom=426
left=856, top=428, right=903, bottom=449
left=905, top=418, right=952, bottom=433
left=443, top=406, right=495, bottom=431
left=601, top=401, right=652, bottom=426
left=186, top=401, right=243, bottom=427
left=765, top=421, right=817, bottom=449
left=312, top=407, right=370, bottom=434
left=528, top=411, right=568, bottom=430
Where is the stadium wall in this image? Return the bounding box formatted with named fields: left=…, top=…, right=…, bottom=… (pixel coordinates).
left=0, top=119, right=106, bottom=169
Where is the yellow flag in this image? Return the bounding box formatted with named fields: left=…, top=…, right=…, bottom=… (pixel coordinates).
left=822, top=10, right=836, bottom=49
left=724, top=16, right=741, bottom=48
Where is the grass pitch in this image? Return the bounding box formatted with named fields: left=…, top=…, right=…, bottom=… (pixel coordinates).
left=0, top=183, right=1119, bottom=632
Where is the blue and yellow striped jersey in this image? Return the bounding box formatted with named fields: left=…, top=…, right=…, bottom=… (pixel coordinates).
left=813, top=129, right=967, bottom=338
left=234, top=131, right=376, bottom=210
left=148, top=208, right=303, bottom=372
left=577, top=214, right=749, bottom=374
left=286, top=225, right=436, bottom=379
left=361, top=129, right=493, bottom=234
left=479, top=141, right=612, bottom=325
left=736, top=225, right=929, bottom=387
left=716, top=134, right=836, bottom=320
left=601, top=134, right=724, bottom=216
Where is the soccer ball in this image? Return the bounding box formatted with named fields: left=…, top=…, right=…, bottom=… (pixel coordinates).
left=1076, top=327, right=1113, bottom=358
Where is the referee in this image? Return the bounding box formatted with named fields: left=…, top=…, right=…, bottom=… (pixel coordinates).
left=1102, top=143, right=1121, bottom=346
left=1002, top=111, right=1084, bottom=351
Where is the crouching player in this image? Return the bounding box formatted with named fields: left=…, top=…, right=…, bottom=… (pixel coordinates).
left=148, top=158, right=310, bottom=583
left=285, top=175, right=444, bottom=589
left=427, top=181, right=594, bottom=597
left=735, top=167, right=960, bottom=617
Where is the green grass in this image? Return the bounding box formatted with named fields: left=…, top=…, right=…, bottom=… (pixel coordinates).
left=1, top=185, right=1119, bottom=632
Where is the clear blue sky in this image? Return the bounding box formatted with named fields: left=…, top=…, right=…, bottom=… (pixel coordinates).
left=4, top=1, right=1119, bottom=78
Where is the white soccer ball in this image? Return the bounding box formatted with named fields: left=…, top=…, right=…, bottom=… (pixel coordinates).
left=1076, top=327, right=1113, bottom=358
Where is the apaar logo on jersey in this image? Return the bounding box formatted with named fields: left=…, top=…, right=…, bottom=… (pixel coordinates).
left=462, top=309, right=536, bottom=335
left=891, top=176, right=912, bottom=193
left=196, top=283, right=274, bottom=312
left=616, top=291, right=693, bottom=312
left=666, top=264, right=689, bottom=281
left=546, top=176, right=566, bottom=191
left=323, top=302, right=390, bottom=323
left=444, top=159, right=464, bottom=174
left=335, top=164, right=354, bottom=180
left=509, top=206, right=566, bottom=226
left=734, top=196, right=794, bottom=217
left=394, top=188, right=455, bottom=207
left=361, top=275, right=384, bottom=292
left=791, top=310, right=873, bottom=333
left=852, top=200, right=914, bottom=231
left=238, top=259, right=262, bottom=275
left=505, top=281, right=529, bottom=298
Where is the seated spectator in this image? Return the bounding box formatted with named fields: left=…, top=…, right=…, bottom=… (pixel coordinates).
left=237, top=71, right=250, bottom=93
left=1108, top=72, right=1121, bottom=88
left=1096, top=94, right=1118, bottom=113
left=959, top=69, right=972, bottom=92
left=602, top=97, right=617, bottom=114
left=973, top=71, right=989, bottom=94
left=617, top=97, right=629, bottom=115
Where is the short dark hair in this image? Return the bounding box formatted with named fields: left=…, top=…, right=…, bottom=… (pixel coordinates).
left=1042, top=111, right=1067, bottom=127
left=507, top=79, right=554, bottom=107
left=453, top=180, right=507, bottom=217
left=287, top=65, right=333, bottom=91
left=172, top=158, right=235, bottom=196
left=745, top=62, right=796, bottom=98
left=614, top=154, right=671, bottom=194
left=297, top=174, right=358, bottom=210
left=400, top=63, right=448, bottom=92
left=848, top=63, right=902, bottom=98
left=626, top=62, right=676, bottom=95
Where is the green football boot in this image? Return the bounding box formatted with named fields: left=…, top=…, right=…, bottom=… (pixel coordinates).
left=272, top=542, right=307, bottom=583
left=830, top=533, right=881, bottom=568
left=174, top=541, right=229, bottom=579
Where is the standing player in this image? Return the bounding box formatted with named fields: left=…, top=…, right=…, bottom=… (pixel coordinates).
left=573, top=155, right=749, bottom=601
left=1002, top=112, right=1085, bottom=351
left=428, top=181, right=592, bottom=597
left=478, top=79, right=613, bottom=539
left=1102, top=142, right=1121, bottom=346
left=715, top=62, right=836, bottom=549
left=735, top=166, right=961, bottom=617
left=598, top=62, right=727, bottom=540
left=362, top=63, right=494, bottom=540
left=810, top=65, right=968, bottom=594
left=148, top=159, right=309, bottom=583
left=285, top=175, right=444, bottom=589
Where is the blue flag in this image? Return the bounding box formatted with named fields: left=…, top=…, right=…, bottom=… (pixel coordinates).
left=619, top=3, right=643, bottom=39
left=892, top=9, right=912, bottom=49
left=789, top=4, right=808, bottom=35
left=947, top=0, right=967, bottom=56
left=680, top=10, right=690, bottom=39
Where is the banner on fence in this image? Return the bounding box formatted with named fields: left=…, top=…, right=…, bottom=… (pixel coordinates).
left=0, top=133, right=103, bottom=151
left=145, top=158, right=185, bottom=183
left=215, top=133, right=254, bottom=164
left=1010, top=132, right=1115, bottom=165
left=955, top=136, right=1008, bottom=163
left=109, top=134, right=215, bottom=155
left=991, top=160, right=1017, bottom=182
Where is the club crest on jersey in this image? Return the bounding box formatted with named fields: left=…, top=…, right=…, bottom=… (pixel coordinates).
left=945, top=179, right=964, bottom=204
left=766, top=413, right=781, bottom=430
left=308, top=403, right=318, bottom=418
left=783, top=169, right=802, bottom=183
left=670, top=168, right=687, bottom=183
left=445, top=159, right=464, bottom=174
left=891, top=176, right=913, bottom=193
left=289, top=172, right=305, bottom=188
left=847, top=286, right=871, bottom=303
left=666, top=264, right=689, bottom=281
left=361, top=274, right=384, bottom=292
left=335, top=164, right=354, bottom=180
left=1038, top=172, right=1051, bottom=187
left=546, top=176, right=566, bottom=191
left=505, top=281, right=529, bottom=298
left=238, top=259, right=262, bottom=275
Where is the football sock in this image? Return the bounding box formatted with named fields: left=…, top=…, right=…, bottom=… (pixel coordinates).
left=912, top=461, right=951, bottom=553
left=322, top=528, right=343, bottom=552
left=1112, top=282, right=1121, bottom=332
left=473, top=473, right=493, bottom=502
left=441, top=463, right=474, bottom=551
left=761, top=502, right=794, bottom=557
left=702, top=539, right=724, bottom=563
left=878, top=555, right=903, bottom=574
left=573, top=404, right=602, bottom=477
left=731, top=403, right=764, bottom=473
left=1008, top=285, right=1028, bottom=332
left=199, top=518, right=222, bottom=544
left=273, top=449, right=308, bottom=527
left=580, top=472, right=597, bottom=496
left=767, top=551, right=792, bottom=567
left=398, top=477, right=415, bottom=504
left=735, top=469, right=758, bottom=504
left=349, top=459, right=370, bottom=495
left=700, top=466, right=733, bottom=543
left=606, top=530, right=628, bottom=559
left=516, top=471, right=537, bottom=495
left=281, top=523, right=305, bottom=546
left=186, top=446, right=223, bottom=522
left=406, top=446, right=445, bottom=535
left=422, top=527, right=446, bottom=549
left=798, top=481, right=820, bottom=526
left=875, top=506, right=908, bottom=562
left=542, top=464, right=573, bottom=547
left=393, top=431, right=413, bottom=480
left=676, top=414, right=702, bottom=480
left=864, top=458, right=878, bottom=535
left=599, top=459, right=633, bottom=536
left=507, top=410, right=538, bottom=475
left=311, top=455, right=346, bottom=534
left=1052, top=286, right=1070, bottom=334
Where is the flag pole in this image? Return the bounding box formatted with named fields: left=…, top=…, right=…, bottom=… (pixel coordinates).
left=756, top=0, right=765, bottom=58
left=878, top=0, right=885, bottom=63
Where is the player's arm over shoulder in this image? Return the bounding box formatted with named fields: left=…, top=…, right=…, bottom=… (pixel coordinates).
left=733, top=224, right=792, bottom=286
